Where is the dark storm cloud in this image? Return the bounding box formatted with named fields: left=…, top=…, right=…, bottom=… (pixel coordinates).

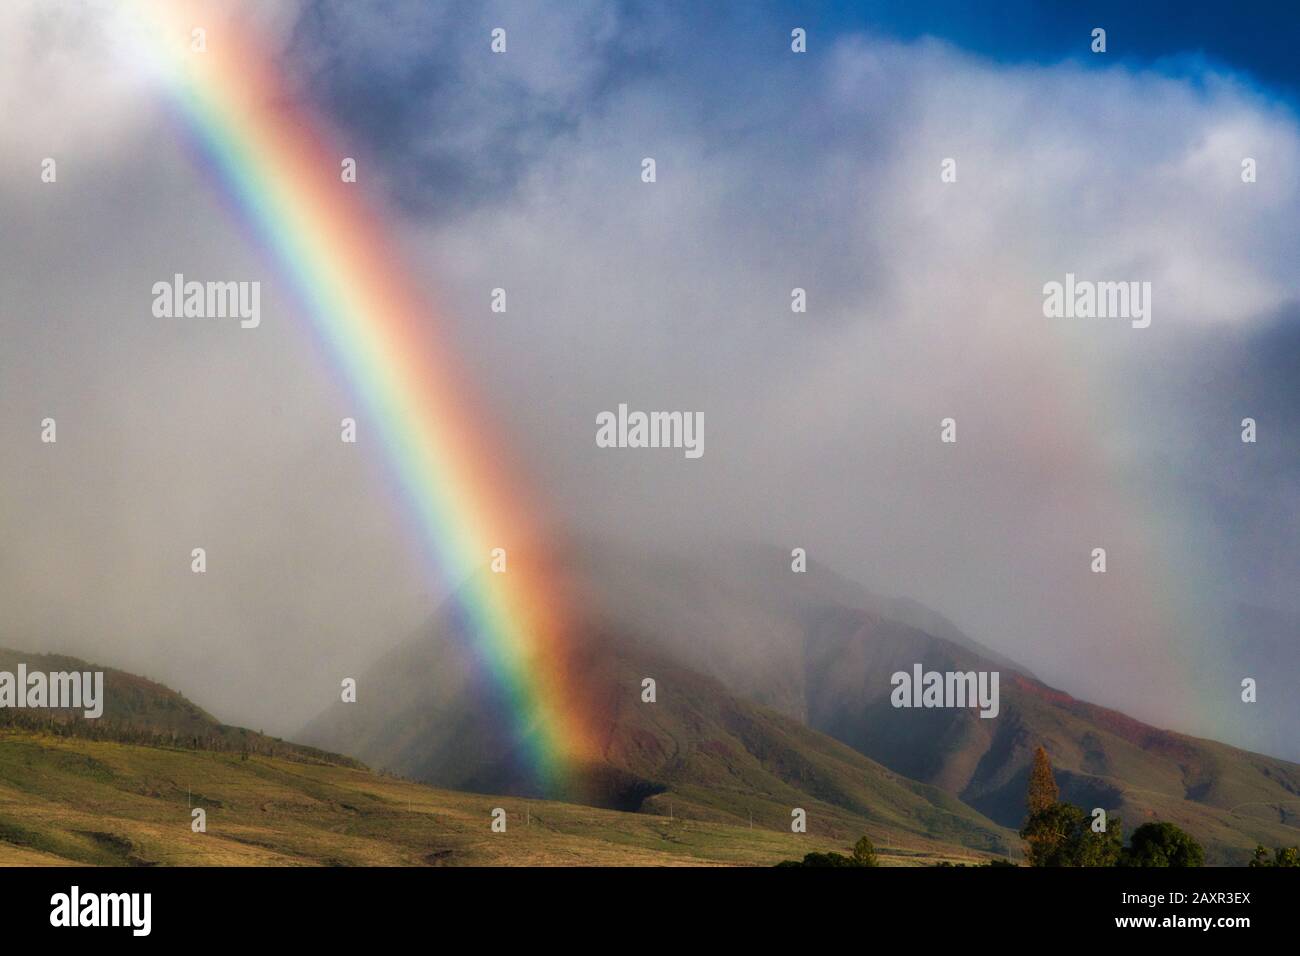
left=282, top=0, right=668, bottom=220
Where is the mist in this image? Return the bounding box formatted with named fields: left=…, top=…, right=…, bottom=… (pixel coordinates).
left=1, top=0, right=1296, bottom=755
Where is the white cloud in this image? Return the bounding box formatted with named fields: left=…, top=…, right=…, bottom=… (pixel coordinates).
left=1, top=7, right=1296, bottom=746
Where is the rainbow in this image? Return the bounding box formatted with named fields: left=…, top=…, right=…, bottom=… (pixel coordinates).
left=123, top=1, right=599, bottom=792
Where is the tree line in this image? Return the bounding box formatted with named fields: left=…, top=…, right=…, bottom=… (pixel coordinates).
left=0, top=707, right=361, bottom=768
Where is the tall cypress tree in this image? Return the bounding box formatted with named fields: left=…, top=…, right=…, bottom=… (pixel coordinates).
left=1027, top=745, right=1059, bottom=815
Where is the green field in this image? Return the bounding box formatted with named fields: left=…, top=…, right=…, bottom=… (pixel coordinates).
left=0, top=730, right=1003, bottom=867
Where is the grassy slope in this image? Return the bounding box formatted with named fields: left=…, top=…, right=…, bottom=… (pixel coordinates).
left=596, top=645, right=1017, bottom=859
left=986, top=679, right=1300, bottom=865
left=0, top=648, right=357, bottom=768
left=0, top=731, right=996, bottom=867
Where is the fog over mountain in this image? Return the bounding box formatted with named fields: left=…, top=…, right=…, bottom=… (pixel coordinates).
left=1, top=0, right=1296, bottom=760
left=300, top=538, right=1300, bottom=864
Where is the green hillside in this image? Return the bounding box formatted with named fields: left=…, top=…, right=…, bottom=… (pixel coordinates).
left=589, top=644, right=1016, bottom=858
left=0, top=729, right=994, bottom=867
left=0, top=648, right=358, bottom=768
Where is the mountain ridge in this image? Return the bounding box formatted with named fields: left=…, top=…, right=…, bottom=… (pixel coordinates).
left=0, top=647, right=361, bottom=769
left=301, top=540, right=1300, bottom=864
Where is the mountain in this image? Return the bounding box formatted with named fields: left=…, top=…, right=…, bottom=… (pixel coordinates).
left=301, top=613, right=1017, bottom=859
left=0, top=652, right=988, bottom=866
left=303, top=539, right=1300, bottom=865
left=794, top=610, right=1300, bottom=865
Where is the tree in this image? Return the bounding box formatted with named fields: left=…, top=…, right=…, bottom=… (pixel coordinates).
left=1026, top=745, right=1059, bottom=815
left=1120, top=822, right=1204, bottom=867
left=1075, top=813, right=1123, bottom=867
left=1249, top=844, right=1300, bottom=867
left=1020, top=802, right=1121, bottom=867
left=852, top=835, right=879, bottom=867
left=775, top=834, right=881, bottom=867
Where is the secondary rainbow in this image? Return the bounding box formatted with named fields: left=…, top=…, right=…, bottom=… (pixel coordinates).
left=124, top=1, right=599, bottom=792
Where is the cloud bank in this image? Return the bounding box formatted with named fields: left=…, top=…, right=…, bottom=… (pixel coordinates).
left=1, top=1, right=1296, bottom=754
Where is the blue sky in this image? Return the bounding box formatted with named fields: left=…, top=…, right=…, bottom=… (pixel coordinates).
left=821, top=0, right=1300, bottom=100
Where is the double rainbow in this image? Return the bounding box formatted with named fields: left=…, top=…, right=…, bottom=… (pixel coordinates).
left=125, top=1, right=599, bottom=792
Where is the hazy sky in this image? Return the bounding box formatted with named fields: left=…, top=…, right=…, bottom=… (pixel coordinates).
left=1, top=1, right=1296, bottom=752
